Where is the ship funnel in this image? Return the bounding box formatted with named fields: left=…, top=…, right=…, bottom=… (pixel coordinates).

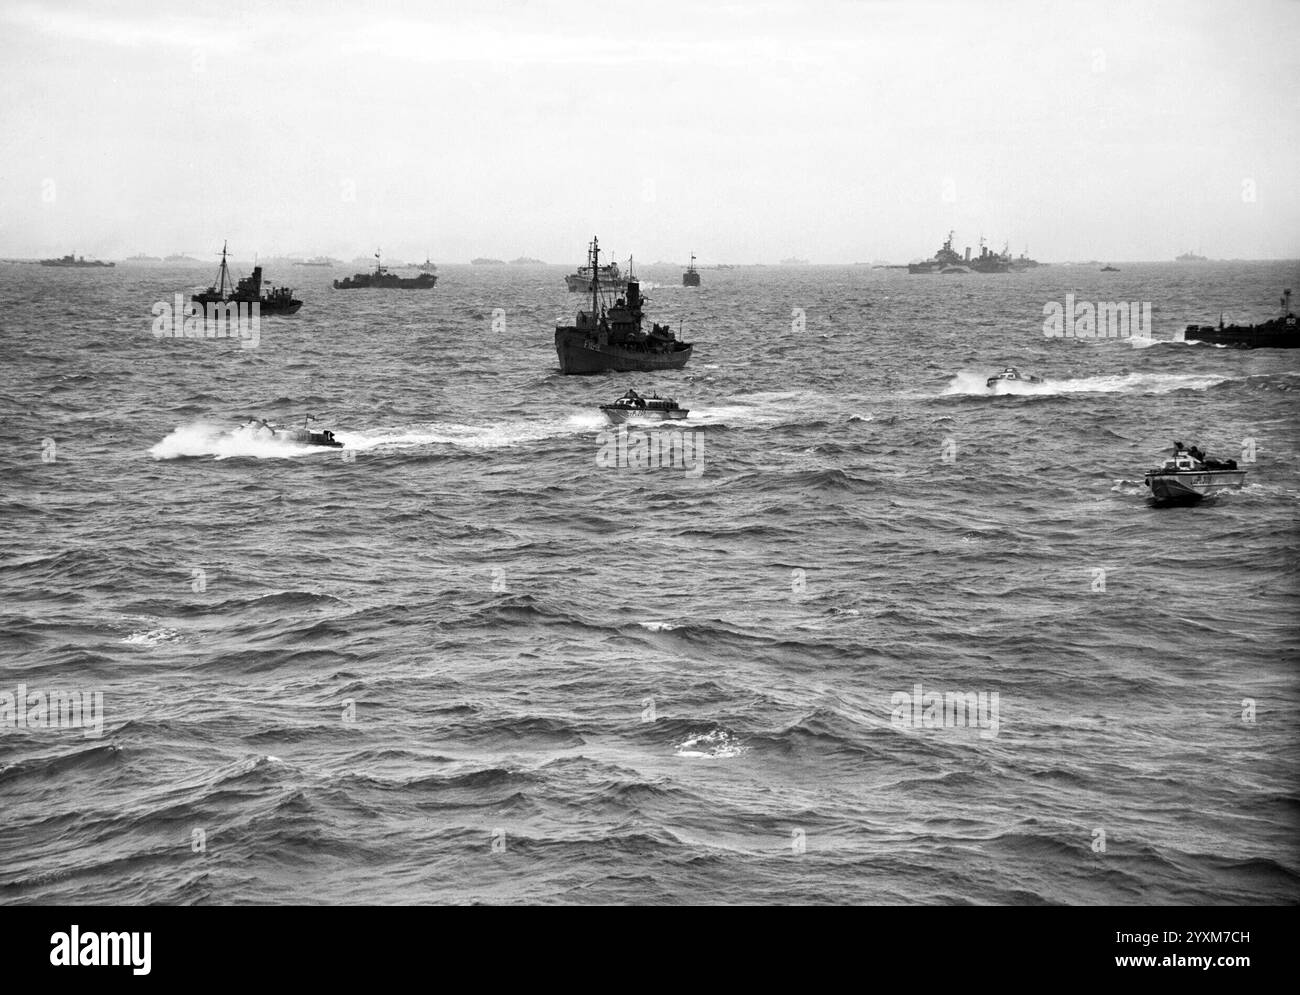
left=626, top=280, right=641, bottom=308
left=1284, top=288, right=1292, bottom=316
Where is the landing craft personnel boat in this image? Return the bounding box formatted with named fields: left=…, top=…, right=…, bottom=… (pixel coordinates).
left=1144, top=442, right=1245, bottom=502
left=247, top=416, right=343, bottom=448
left=194, top=242, right=302, bottom=314
left=1183, top=289, right=1297, bottom=349
left=986, top=366, right=1043, bottom=388
left=599, top=388, right=689, bottom=424
left=555, top=236, right=693, bottom=374
left=333, top=252, right=437, bottom=290
left=682, top=253, right=700, bottom=287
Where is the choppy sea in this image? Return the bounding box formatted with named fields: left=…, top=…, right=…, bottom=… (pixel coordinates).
left=1, top=259, right=1297, bottom=905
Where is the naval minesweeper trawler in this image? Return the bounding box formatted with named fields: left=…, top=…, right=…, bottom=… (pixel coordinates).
left=554, top=236, right=693, bottom=374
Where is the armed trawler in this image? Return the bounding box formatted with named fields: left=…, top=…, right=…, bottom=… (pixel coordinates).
left=194, top=242, right=301, bottom=314
left=1184, top=289, right=1296, bottom=349
left=554, top=237, right=693, bottom=374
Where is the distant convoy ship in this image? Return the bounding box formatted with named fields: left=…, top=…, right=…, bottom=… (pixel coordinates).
left=295, top=256, right=341, bottom=267
left=1176, top=251, right=1208, bottom=262
left=194, top=242, right=302, bottom=314
left=414, top=256, right=437, bottom=272
left=565, top=254, right=623, bottom=293
left=40, top=252, right=114, bottom=268
left=333, top=252, right=437, bottom=290
left=555, top=236, right=692, bottom=374
left=471, top=257, right=505, bottom=265
left=164, top=254, right=203, bottom=264
left=682, top=253, right=701, bottom=286
left=908, top=232, right=1038, bottom=273
left=1184, top=289, right=1296, bottom=349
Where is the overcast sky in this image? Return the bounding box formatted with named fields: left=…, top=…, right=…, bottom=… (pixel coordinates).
left=2, top=0, right=1297, bottom=263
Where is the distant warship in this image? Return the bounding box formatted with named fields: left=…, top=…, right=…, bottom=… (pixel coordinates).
left=682, top=253, right=701, bottom=287
left=333, top=252, right=437, bottom=290
left=565, top=255, right=623, bottom=293
left=908, top=232, right=963, bottom=273
left=1176, top=251, right=1208, bottom=262
left=910, top=233, right=1023, bottom=273
left=194, top=242, right=302, bottom=314
left=40, top=253, right=114, bottom=268
left=554, top=236, right=692, bottom=374
left=1184, top=289, right=1296, bottom=349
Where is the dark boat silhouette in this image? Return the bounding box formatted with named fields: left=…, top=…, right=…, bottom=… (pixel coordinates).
left=682, top=253, right=701, bottom=287
left=555, top=236, right=692, bottom=374
left=333, top=251, right=437, bottom=290
left=194, top=242, right=301, bottom=314
left=1184, top=289, right=1296, bottom=349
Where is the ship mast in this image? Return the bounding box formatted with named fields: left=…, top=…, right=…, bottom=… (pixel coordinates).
left=218, top=241, right=231, bottom=296
left=590, top=235, right=600, bottom=321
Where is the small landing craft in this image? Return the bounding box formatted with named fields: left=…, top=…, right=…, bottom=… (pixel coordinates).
left=555, top=236, right=692, bottom=374
left=599, top=388, right=688, bottom=424
left=1144, top=442, right=1245, bottom=502
left=986, top=366, right=1043, bottom=389
left=246, top=416, right=343, bottom=448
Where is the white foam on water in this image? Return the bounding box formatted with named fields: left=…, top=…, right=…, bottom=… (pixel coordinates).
left=945, top=370, right=1229, bottom=397
left=150, top=421, right=319, bottom=460
left=121, top=627, right=181, bottom=646
left=675, top=729, right=745, bottom=759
